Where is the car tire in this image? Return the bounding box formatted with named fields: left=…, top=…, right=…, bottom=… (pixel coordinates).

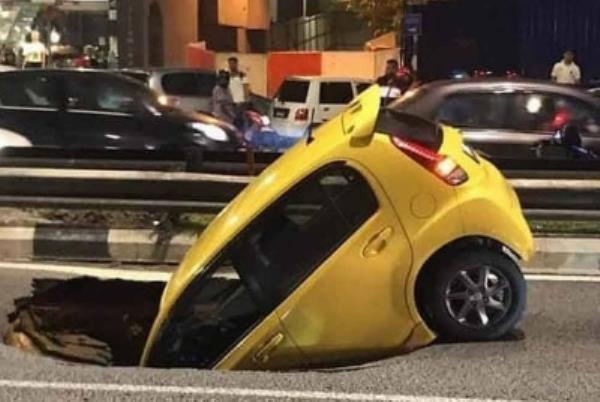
left=426, top=249, right=526, bottom=342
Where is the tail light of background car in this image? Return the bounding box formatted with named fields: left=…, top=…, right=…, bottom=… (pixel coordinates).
left=391, top=136, right=468, bottom=186
left=295, top=108, right=309, bottom=121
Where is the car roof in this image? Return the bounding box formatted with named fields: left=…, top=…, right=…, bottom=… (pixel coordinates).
left=287, top=75, right=372, bottom=83
left=0, top=68, right=134, bottom=79
left=420, top=78, right=600, bottom=103
left=0, top=68, right=157, bottom=91
left=121, top=67, right=216, bottom=75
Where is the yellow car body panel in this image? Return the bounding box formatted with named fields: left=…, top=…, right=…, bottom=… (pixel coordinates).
left=141, top=85, right=533, bottom=370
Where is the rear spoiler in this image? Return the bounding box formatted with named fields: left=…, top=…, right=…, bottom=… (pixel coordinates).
left=341, top=85, right=381, bottom=140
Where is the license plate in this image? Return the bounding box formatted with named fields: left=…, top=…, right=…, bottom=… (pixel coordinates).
left=273, top=108, right=289, bottom=119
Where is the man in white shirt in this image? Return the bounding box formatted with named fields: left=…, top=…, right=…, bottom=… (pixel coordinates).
left=227, top=56, right=250, bottom=105
left=21, top=30, right=48, bottom=69
left=551, top=51, right=581, bottom=85
left=226, top=56, right=250, bottom=129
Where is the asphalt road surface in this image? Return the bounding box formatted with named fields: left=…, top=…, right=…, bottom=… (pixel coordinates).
left=0, top=263, right=598, bottom=401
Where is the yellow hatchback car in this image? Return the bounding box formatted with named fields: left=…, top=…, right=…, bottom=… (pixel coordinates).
left=141, top=85, right=534, bottom=370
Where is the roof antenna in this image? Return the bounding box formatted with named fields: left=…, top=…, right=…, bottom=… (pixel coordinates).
left=306, top=108, right=316, bottom=144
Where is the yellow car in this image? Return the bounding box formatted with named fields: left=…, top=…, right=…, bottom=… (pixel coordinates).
left=141, top=85, right=534, bottom=370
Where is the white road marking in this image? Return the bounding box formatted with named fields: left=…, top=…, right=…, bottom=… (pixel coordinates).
left=0, top=262, right=171, bottom=282
left=0, top=379, right=519, bottom=401
left=525, top=273, right=600, bottom=283
left=0, top=261, right=599, bottom=284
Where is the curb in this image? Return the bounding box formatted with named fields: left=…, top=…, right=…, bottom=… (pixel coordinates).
left=0, top=225, right=196, bottom=264
left=0, top=225, right=599, bottom=275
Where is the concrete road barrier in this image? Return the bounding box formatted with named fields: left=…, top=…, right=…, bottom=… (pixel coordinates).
left=0, top=225, right=599, bottom=275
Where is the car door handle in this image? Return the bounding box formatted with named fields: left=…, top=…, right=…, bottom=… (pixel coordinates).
left=363, top=227, right=394, bottom=258
left=322, top=107, right=330, bottom=112
left=253, top=332, right=285, bottom=364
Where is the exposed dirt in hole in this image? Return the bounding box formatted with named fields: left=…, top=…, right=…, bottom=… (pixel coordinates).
left=4, top=277, right=165, bottom=366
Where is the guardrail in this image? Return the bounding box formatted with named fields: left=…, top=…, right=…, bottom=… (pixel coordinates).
left=1, top=167, right=599, bottom=220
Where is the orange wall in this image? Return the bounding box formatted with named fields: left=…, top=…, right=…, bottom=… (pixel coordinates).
left=159, top=0, right=198, bottom=66
left=218, top=0, right=270, bottom=29
left=267, top=52, right=322, bottom=96
left=186, top=44, right=216, bottom=70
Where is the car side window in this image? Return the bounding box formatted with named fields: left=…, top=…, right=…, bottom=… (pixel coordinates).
left=507, top=93, right=600, bottom=135
left=320, top=82, right=354, bottom=105
left=436, top=93, right=509, bottom=129
left=161, top=73, right=216, bottom=97
left=356, top=83, right=371, bottom=94
left=66, top=75, right=140, bottom=114
left=231, top=163, right=378, bottom=307
left=0, top=74, right=59, bottom=109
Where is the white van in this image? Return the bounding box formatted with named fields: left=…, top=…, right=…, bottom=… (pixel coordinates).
left=270, top=76, right=371, bottom=139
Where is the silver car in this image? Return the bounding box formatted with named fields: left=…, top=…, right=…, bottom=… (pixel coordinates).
left=120, top=68, right=216, bottom=114
left=393, top=79, right=600, bottom=159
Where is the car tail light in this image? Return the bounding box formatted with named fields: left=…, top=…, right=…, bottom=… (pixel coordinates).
left=295, top=108, right=309, bottom=121
left=391, top=136, right=468, bottom=186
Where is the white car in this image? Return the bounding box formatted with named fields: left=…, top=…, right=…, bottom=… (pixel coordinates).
left=270, top=76, right=371, bottom=139
left=120, top=68, right=216, bottom=113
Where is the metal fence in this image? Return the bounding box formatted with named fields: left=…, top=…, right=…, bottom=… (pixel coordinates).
left=1, top=165, right=599, bottom=220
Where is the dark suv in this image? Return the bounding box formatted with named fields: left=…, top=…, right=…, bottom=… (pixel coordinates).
left=0, top=69, right=240, bottom=159
left=392, top=79, right=600, bottom=158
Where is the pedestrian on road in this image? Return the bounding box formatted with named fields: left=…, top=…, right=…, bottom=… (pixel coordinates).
left=551, top=50, right=581, bottom=85
left=212, top=70, right=237, bottom=125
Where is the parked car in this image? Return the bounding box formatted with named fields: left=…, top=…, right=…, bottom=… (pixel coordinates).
left=392, top=78, right=600, bottom=159
left=0, top=69, right=241, bottom=161
left=119, top=68, right=216, bottom=114
left=270, top=76, right=371, bottom=139
left=141, top=86, right=533, bottom=370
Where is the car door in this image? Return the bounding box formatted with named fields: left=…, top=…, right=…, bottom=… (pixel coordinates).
left=269, top=162, right=414, bottom=367
left=316, top=81, right=355, bottom=124
left=144, top=161, right=412, bottom=370
left=61, top=73, right=151, bottom=154
left=0, top=71, right=62, bottom=149
left=526, top=94, right=600, bottom=154
left=435, top=91, right=535, bottom=158
left=435, top=90, right=600, bottom=159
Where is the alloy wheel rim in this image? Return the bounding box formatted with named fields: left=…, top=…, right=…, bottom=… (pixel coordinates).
left=444, top=266, right=512, bottom=329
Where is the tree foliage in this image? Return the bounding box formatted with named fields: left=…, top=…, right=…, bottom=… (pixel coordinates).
left=341, top=0, right=409, bottom=36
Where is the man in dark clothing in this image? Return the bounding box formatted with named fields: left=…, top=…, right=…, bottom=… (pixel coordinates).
left=377, top=59, right=400, bottom=87
left=212, top=70, right=237, bottom=125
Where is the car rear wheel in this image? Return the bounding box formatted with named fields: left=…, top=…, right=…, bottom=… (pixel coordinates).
left=427, top=249, right=526, bottom=341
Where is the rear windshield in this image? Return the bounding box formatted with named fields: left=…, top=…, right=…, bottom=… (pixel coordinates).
left=278, top=80, right=309, bottom=103
left=388, top=87, right=428, bottom=113
left=161, top=72, right=216, bottom=97
left=121, top=71, right=150, bottom=85
left=375, top=109, right=443, bottom=151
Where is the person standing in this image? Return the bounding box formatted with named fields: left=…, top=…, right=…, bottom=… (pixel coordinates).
left=226, top=56, right=251, bottom=129
left=212, top=70, right=237, bottom=125
left=376, top=59, right=400, bottom=87
left=551, top=51, right=581, bottom=85
left=227, top=56, right=250, bottom=106
left=21, top=31, right=48, bottom=69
